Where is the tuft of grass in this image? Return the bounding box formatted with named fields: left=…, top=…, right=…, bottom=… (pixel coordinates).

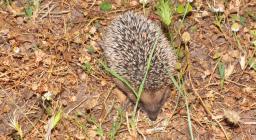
left=8, top=114, right=23, bottom=139
left=3, top=0, right=12, bottom=6
left=155, top=0, right=173, bottom=26
left=88, top=116, right=104, bottom=138
left=100, top=1, right=112, bottom=12
left=109, top=108, right=124, bottom=140
left=87, top=46, right=96, bottom=54
left=170, top=75, right=194, bottom=140
left=82, top=60, right=93, bottom=74
left=248, top=58, right=256, bottom=71
left=24, top=0, right=40, bottom=18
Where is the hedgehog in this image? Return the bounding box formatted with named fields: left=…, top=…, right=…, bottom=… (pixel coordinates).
left=101, top=11, right=177, bottom=121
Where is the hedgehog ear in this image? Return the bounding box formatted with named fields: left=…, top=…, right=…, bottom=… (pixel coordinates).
left=113, top=78, right=137, bottom=101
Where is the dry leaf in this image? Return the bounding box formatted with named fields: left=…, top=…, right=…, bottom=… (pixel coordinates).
left=225, top=63, right=235, bottom=79
left=239, top=55, right=246, bottom=70
left=31, top=83, right=39, bottom=91
left=84, top=98, right=98, bottom=110
left=89, top=26, right=97, bottom=35
left=35, top=49, right=46, bottom=63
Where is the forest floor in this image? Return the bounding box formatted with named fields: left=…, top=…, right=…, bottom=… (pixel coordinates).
left=0, top=0, right=256, bottom=139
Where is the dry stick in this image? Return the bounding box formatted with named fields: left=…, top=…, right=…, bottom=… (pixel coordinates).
left=101, top=85, right=115, bottom=121
left=188, top=72, right=229, bottom=140
left=136, top=112, right=146, bottom=140
left=88, top=0, right=97, bottom=10
left=85, top=17, right=102, bottom=28
left=40, top=4, right=56, bottom=20
left=207, top=60, right=219, bottom=85
left=126, top=112, right=132, bottom=136
left=64, top=95, right=97, bottom=115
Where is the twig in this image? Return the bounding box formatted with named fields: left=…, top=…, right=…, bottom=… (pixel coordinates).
left=64, top=95, right=96, bottom=115
left=40, top=4, right=56, bottom=20
left=189, top=72, right=230, bottom=140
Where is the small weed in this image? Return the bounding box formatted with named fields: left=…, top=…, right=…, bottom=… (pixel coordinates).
left=25, top=6, right=33, bottom=17
left=24, top=0, right=40, bottom=18
left=82, top=60, right=92, bottom=74
left=155, top=0, right=173, bottom=26
left=3, top=0, right=12, bottom=6
left=245, top=10, right=256, bottom=21
left=100, top=1, right=112, bottom=12
left=231, top=22, right=244, bottom=51
left=109, top=108, right=124, bottom=140
left=176, top=2, right=193, bottom=21
left=88, top=116, right=104, bottom=138
left=248, top=58, right=256, bottom=71
left=230, top=14, right=246, bottom=26
left=170, top=76, right=194, bottom=140
left=8, top=113, right=23, bottom=139
left=213, top=13, right=225, bottom=32
left=250, top=29, right=256, bottom=47
left=67, top=114, right=88, bottom=134
left=87, top=46, right=96, bottom=54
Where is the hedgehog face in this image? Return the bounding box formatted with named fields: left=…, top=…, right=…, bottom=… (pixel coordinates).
left=139, top=86, right=171, bottom=121
left=113, top=78, right=170, bottom=121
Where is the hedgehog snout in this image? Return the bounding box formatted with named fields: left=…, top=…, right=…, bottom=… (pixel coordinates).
left=141, top=105, right=161, bottom=121
left=140, top=87, right=171, bottom=121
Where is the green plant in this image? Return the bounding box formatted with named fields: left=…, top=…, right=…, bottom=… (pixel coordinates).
left=82, top=60, right=92, bottom=74
left=170, top=76, right=194, bottom=140
left=8, top=114, right=23, bottom=139
left=250, top=29, right=256, bottom=47
left=248, top=58, right=256, bottom=71
left=213, top=13, right=225, bottom=31
left=24, top=0, right=40, bottom=18
left=176, top=2, right=193, bottom=21
left=230, top=14, right=246, bottom=26
left=45, top=109, right=63, bottom=140
left=218, top=60, right=225, bottom=89
left=100, top=1, right=112, bottom=12
left=4, top=0, right=12, bottom=6
left=87, top=46, right=96, bottom=54
left=155, top=0, right=173, bottom=26
left=88, top=116, right=104, bottom=138
left=109, top=108, right=124, bottom=140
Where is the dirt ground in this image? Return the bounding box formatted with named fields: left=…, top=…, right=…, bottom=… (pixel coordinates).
left=0, top=0, right=256, bottom=140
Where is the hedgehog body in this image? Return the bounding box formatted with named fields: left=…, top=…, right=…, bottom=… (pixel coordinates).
left=101, top=11, right=176, bottom=121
